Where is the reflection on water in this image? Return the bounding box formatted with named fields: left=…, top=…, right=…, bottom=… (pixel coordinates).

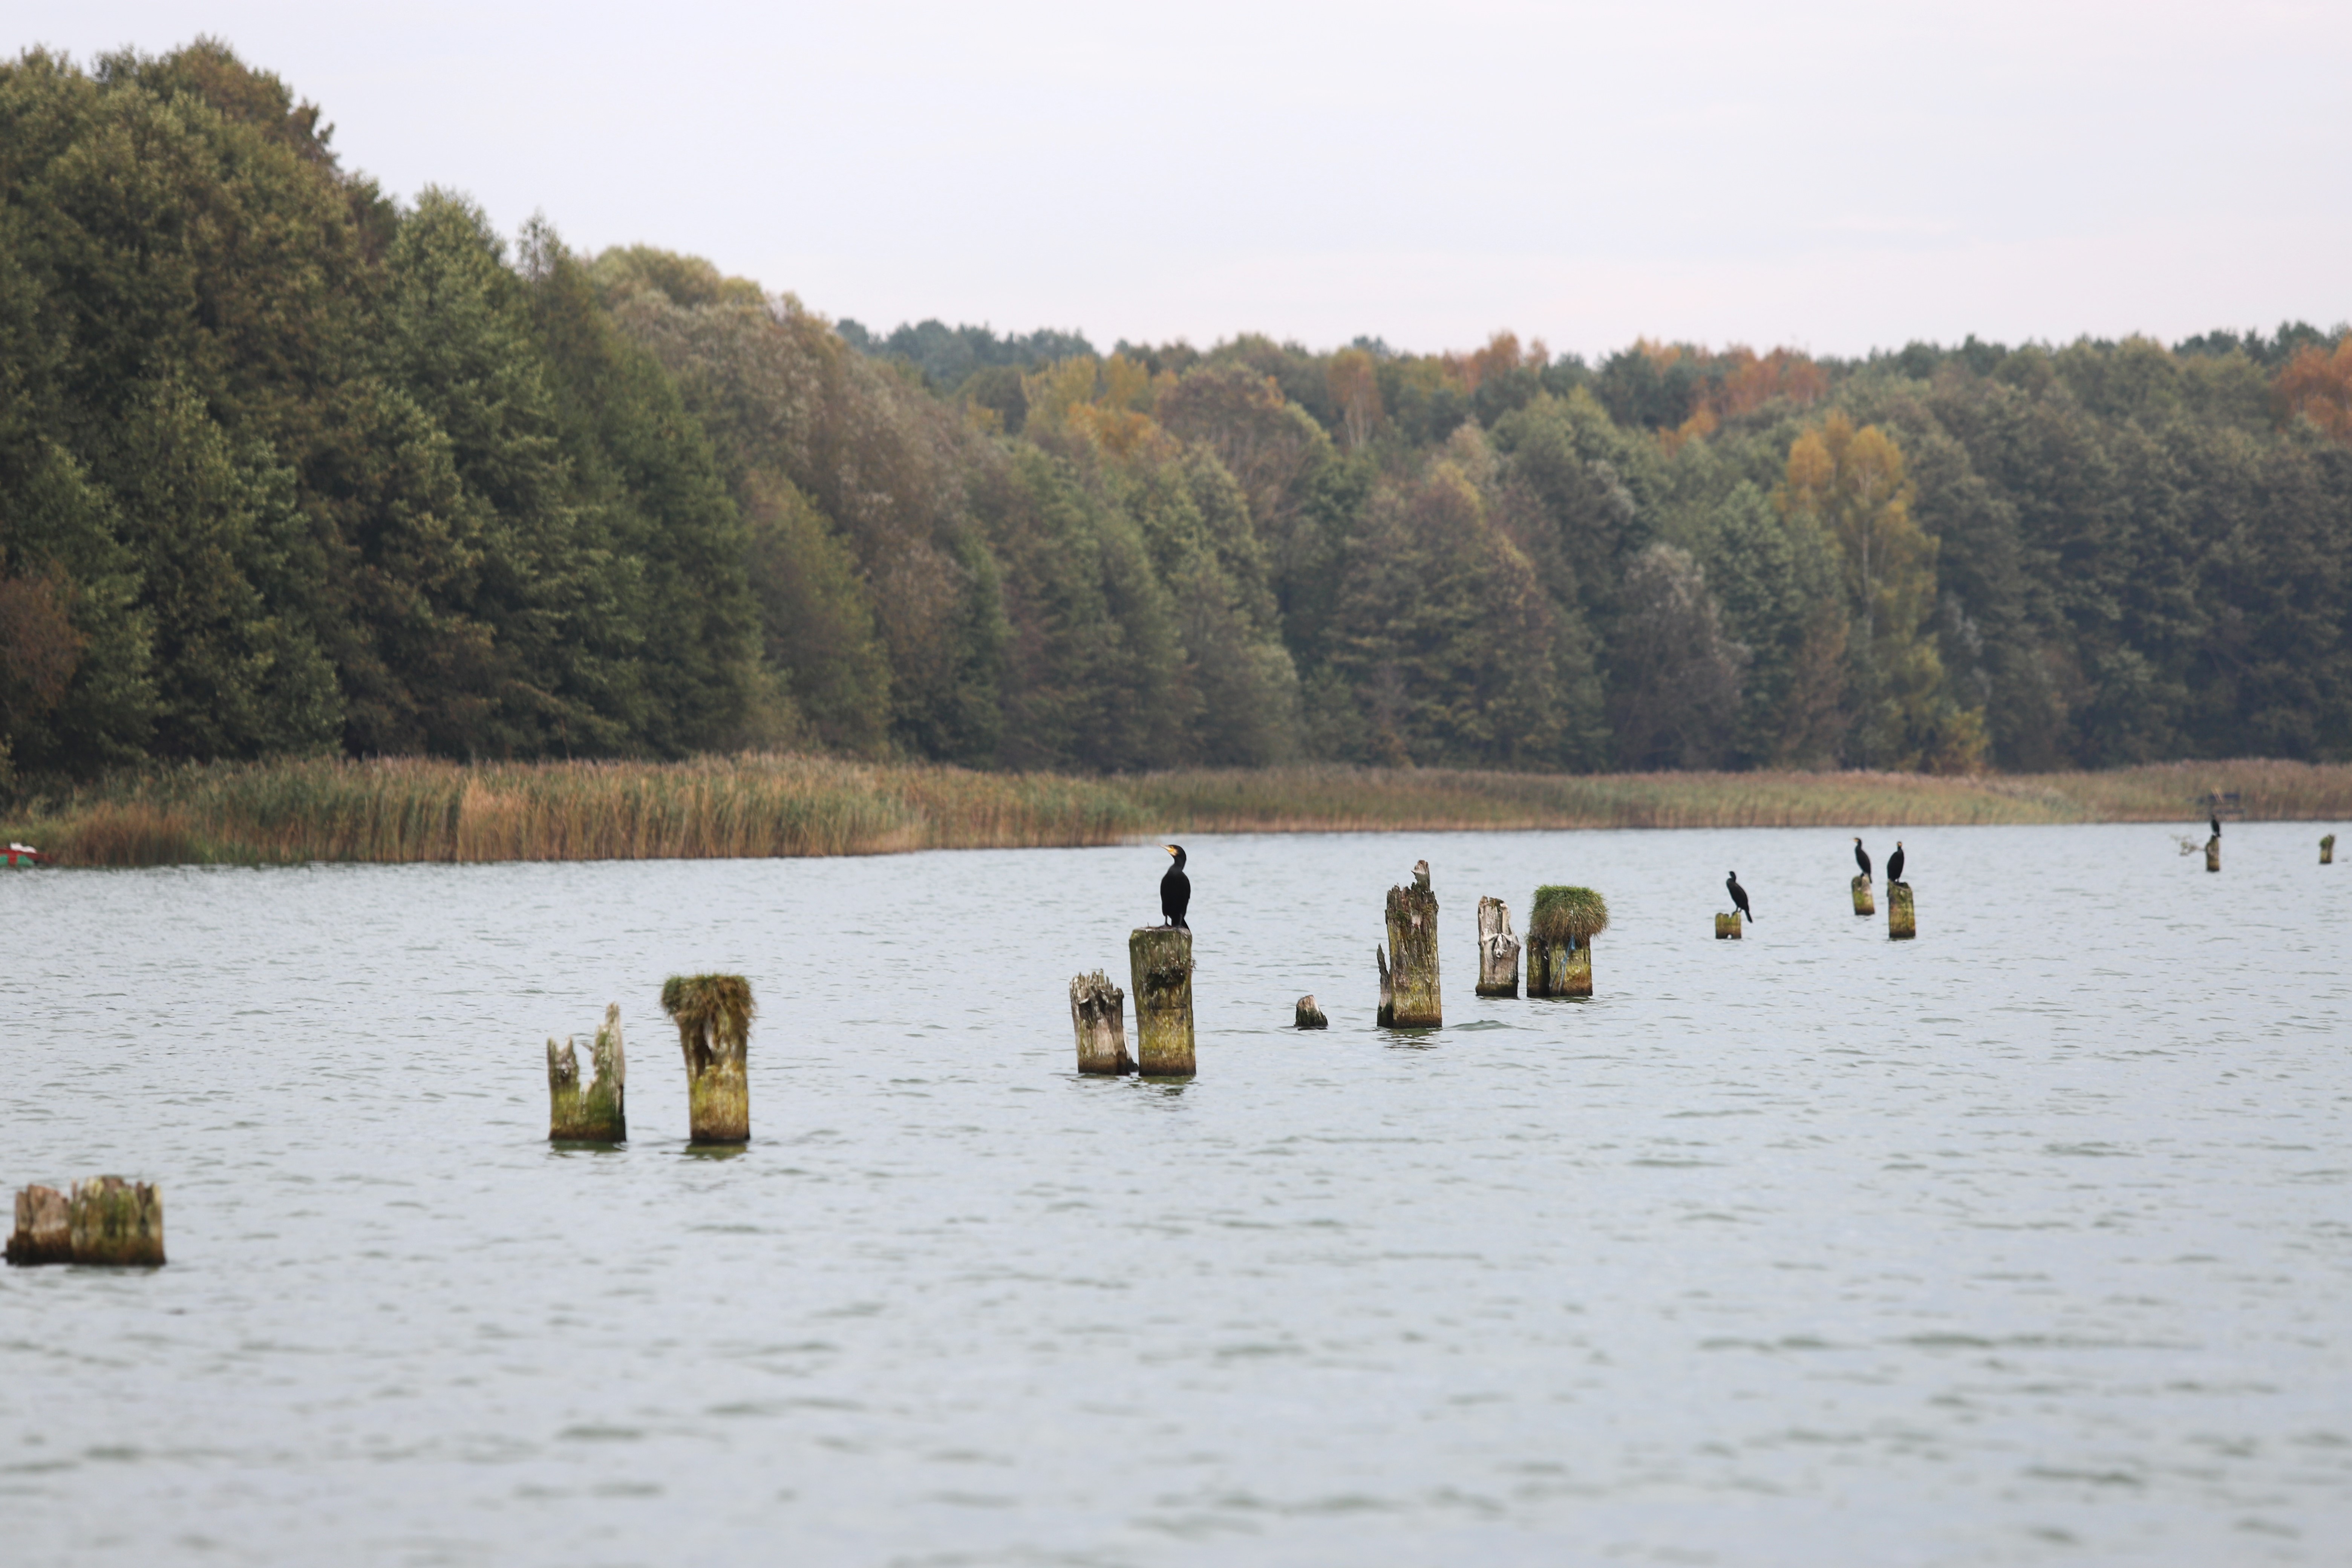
left=3, top=823, right=2348, bottom=1565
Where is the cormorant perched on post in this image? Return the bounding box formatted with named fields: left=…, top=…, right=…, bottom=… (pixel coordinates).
left=1160, top=844, right=1190, bottom=930
left=1887, top=841, right=1906, bottom=884
left=2210, top=809, right=2222, bottom=839
left=1853, top=836, right=1872, bottom=880
left=1726, top=871, right=1755, bottom=922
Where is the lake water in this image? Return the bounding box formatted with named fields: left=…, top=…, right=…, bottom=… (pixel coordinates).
left=2, top=824, right=2347, bottom=1566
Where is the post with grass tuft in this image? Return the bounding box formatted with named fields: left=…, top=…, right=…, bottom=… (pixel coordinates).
left=1888, top=881, right=1917, bottom=940
left=1851, top=873, right=1875, bottom=916
left=662, top=975, right=753, bottom=1144
left=71, top=1178, right=164, bottom=1265
left=1070, top=971, right=1133, bottom=1075
left=548, top=1003, right=627, bottom=1141
left=1715, top=911, right=1743, bottom=939
left=1129, top=928, right=1195, bottom=1075
left=1527, top=886, right=1607, bottom=997
left=1294, top=994, right=1328, bottom=1029
left=2324, top=833, right=2336, bottom=865
left=5, top=1185, right=70, bottom=1265
left=1476, top=897, right=1521, bottom=998
left=2205, top=835, right=2221, bottom=873
left=1377, top=860, right=1441, bottom=1027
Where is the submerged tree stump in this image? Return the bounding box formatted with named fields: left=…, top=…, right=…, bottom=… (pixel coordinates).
left=548, top=1003, right=627, bottom=1141
left=1294, top=994, right=1328, bottom=1029
left=1475, top=897, right=1521, bottom=997
left=1715, top=911, right=1742, bottom=939
left=663, top=974, right=753, bottom=1143
left=1377, top=860, right=1441, bottom=1027
left=1070, top=970, right=1134, bottom=1075
left=2324, top=834, right=2336, bottom=865
left=1129, top=927, right=1195, bottom=1076
left=1851, top=873, right=1876, bottom=916
left=1527, top=886, right=1606, bottom=998
left=2205, top=836, right=2221, bottom=873
left=1888, top=882, right=1917, bottom=940
left=5, top=1184, right=70, bottom=1265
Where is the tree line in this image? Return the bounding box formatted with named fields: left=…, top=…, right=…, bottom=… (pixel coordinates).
left=4, top=42, right=2349, bottom=789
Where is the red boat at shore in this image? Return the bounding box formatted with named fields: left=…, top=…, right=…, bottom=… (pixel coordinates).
left=3, top=842, right=45, bottom=868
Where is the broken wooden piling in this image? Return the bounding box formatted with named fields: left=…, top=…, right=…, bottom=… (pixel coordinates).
left=1476, top=897, right=1521, bottom=998
left=1851, top=873, right=1876, bottom=916
left=1888, top=882, right=1917, bottom=940
left=1129, top=927, right=1196, bottom=1076
left=5, top=1185, right=69, bottom=1265
left=1070, top=970, right=1134, bottom=1075
left=2205, top=835, right=2221, bottom=873
left=1294, top=994, right=1328, bottom=1029
left=548, top=1003, right=627, bottom=1141
left=1527, top=886, right=1606, bottom=998
left=2325, top=834, right=2337, bottom=865
left=1715, top=911, right=1742, bottom=939
left=662, top=974, right=753, bottom=1144
left=1377, top=859, right=1441, bottom=1027
left=10, top=1179, right=165, bottom=1266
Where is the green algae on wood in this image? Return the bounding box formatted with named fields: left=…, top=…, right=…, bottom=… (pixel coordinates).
left=1128, top=928, right=1195, bottom=1076
left=1377, top=859, right=1441, bottom=1027
left=548, top=1003, right=627, bottom=1141
left=1851, top=873, right=1875, bottom=916
left=2321, top=833, right=2334, bottom=865
left=663, top=974, right=753, bottom=1143
left=2205, top=835, right=2221, bottom=873
left=1715, top=911, right=1743, bottom=939
left=1527, top=885, right=1606, bottom=996
left=1069, top=970, right=1134, bottom=1075
left=1476, top=897, right=1520, bottom=998
left=1888, top=882, right=1917, bottom=940
left=69, top=1177, right=164, bottom=1266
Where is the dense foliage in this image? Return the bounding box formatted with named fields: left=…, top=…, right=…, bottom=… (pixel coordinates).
left=5, top=43, right=2349, bottom=787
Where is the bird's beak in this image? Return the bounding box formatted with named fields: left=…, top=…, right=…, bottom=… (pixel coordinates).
left=1164, top=845, right=1177, bottom=856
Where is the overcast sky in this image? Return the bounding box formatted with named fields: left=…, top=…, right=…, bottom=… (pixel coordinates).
left=29, top=1, right=2352, bottom=358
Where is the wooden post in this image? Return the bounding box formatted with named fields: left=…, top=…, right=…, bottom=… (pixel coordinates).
left=68, top=1178, right=165, bottom=1266
left=1070, top=971, right=1133, bottom=1075
left=5, top=1185, right=70, bottom=1265
left=1476, top=897, right=1520, bottom=997
left=2205, top=835, right=2221, bottom=873
left=1888, top=882, right=1917, bottom=939
left=1294, top=994, right=1328, bottom=1029
left=1377, top=860, right=1441, bottom=1026
left=1129, top=927, right=1195, bottom=1075
left=662, top=975, right=752, bottom=1144
left=548, top=1003, right=627, bottom=1141
left=1527, top=887, right=1607, bottom=998
left=1851, top=873, right=1876, bottom=916
left=2324, top=834, right=2337, bottom=865
left=1715, top=912, right=1742, bottom=939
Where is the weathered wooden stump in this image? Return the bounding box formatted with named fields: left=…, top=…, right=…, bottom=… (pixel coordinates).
left=1377, top=859, right=1441, bottom=1027
left=1129, top=927, right=1195, bottom=1075
left=1851, top=873, right=1876, bottom=916
left=1715, top=911, right=1742, bottom=939
left=64, top=1178, right=166, bottom=1266
left=1475, top=897, right=1521, bottom=998
left=2324, top=833, right=2337, bottom=865
left=2204, top=835, right=2221, bottom=873
left=662, top=974, right=753, bottom=1143
left=1526, top=886, right=1606, bottom=998
left=1888, top=882, right=1917, bottom=939
left=5, top=1184, right=70, bottom=1265
left=548, top=1003, right=627, bottom=1141
left=1070, top=970, right=1134, bottom=1075
left=1294, top=994, right=1328, bottom=1029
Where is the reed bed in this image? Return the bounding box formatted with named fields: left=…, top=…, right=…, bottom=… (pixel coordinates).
left=6, top=755, right=2347, bottom=868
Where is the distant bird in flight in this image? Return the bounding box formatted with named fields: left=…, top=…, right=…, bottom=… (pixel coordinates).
left=1887, top=841, right=1907, bottom=884
left=1726, top=870, right=1755, bottom=923
left=1160, top=844, right=1191, bottom=930
left=1853, top=836, right=1872, bottom=880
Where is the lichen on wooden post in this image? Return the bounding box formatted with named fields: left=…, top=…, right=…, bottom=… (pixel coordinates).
left=2324, top=834, right=2337, bottom=865
left=1526, top=886, right=1606, bottom=998
left=662, top=974, right=753, bottom=1144
left=1128, top=928, right=1195, bottom=1075
left=1888, top=882, right=1917, bottom=940
left=1851, top=873, right=1876, bottom=916
left=1294, top=994, right=1328, bottom=1029
left=2204, top=836, right=2221, bottom=873
left=548, top=1003, right=627, bottom=1141
left=1377, top=860, right=1442, bottom=1027
left=5, top=1185, right=70, bottom=1265
left=1715, top=911, right=1743, bottom=939
left=1070, top=970, right=1133, bottom=1075
left=69, top=1178, right=164, bottom=1266
left=1475, top=897, right=1521, bottom=997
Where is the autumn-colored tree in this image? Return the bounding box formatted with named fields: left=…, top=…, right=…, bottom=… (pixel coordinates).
left=1325, top=348, right=1383, bottom=451
left=2274, top=337, right=2352, bottom=441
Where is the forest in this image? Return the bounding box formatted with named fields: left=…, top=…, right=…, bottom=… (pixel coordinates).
left=3, top=41, right=2350, bottom=794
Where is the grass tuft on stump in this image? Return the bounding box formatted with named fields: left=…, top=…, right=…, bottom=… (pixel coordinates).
left=1531, top=886, right=1610, bottom=946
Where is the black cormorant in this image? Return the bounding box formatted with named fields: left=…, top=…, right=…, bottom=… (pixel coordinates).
left=1726, top=870, right=1755, bottom=922
left=1887, top=841, right=1906, bottom=884
left=1853, top=836, right=1872, bottom=880
left=1160, top=844, right=1191, bottom=930
left=2210, top=810, right=2222, bottom=839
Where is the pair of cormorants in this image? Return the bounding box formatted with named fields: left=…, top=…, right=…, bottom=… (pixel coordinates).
left=1853, top=836, right=1905, bottom=883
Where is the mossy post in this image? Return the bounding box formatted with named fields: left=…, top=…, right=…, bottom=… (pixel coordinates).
left=5, top=1185, right=70, bottom=1265
left=1715, top=911, right=1743, bottom=939
left=1070, top=970, right=1133, bottom=1075
left=1294, top=994, right=1328, bottom=1029
left=662, top=974, right=753, bottom=1144
left=2205, top=835, right=2221, bottom=873
left=547, top=1003, right=627, bottom=1141
left=1888, top=882, right=1917, bottom=940
left=69, top=1178, right=165, bottom=1266
left=1475, top=897, right=1521, bottom=998
left=1527, top=886, right=1607, bottom=998
left=1851, top=873, right=1876, bottom=916
left=1129, top=928, right=1195, bottom=1076
left=1377, top=859, right=1441, bottom=1027
left=2325, top=834, right=2337, bottom=865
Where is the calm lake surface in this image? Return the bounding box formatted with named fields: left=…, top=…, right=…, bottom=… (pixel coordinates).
left=3, top=824, right=2347, bottom=1566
